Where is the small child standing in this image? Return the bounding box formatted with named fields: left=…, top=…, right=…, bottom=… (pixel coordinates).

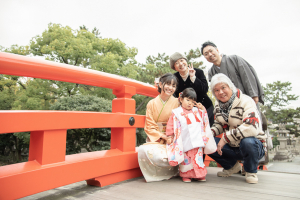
left=166, top=88, right=217, bottom=182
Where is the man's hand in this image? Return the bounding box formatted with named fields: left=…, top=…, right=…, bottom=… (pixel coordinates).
left=252, top=96, right=259, bottom=104
left=217, top=137, right=226, bottom=156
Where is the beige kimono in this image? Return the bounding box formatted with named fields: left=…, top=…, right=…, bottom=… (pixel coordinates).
left=138, top=95, right=179, bottom=182
left=144, top=95, right=179, bottom=143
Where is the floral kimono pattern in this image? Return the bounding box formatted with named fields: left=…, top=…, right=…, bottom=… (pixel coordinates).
left=166, top=107, right=217, bottom=177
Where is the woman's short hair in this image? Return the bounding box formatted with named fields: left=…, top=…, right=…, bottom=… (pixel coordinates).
left=157, top=73, right=178, bottom=93
left=210, top=73, right=237, bottom=97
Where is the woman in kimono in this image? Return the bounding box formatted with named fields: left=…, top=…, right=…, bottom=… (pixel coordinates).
left=138, top=73, right=179, bottom=182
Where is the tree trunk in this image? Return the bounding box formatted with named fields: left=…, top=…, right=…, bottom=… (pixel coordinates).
left=136, top=96, right=150, bottom=113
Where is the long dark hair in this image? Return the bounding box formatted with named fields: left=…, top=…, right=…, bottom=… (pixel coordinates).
left=179, top=88, right=197, bottom=104
left=157, top=73, right=178, bottom=93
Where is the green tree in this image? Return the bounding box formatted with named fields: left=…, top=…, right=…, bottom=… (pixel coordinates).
left=268, top=108, right=299, bottom=124
left=30, top=23, right=139, bottom=100
left=262, top=81, right=299, bottom=124
left=1, top=44, right=30, bottom=55
left=135, top=49, right=208, bottom=114
left=272, top=136, right=280, bottom=148
left=263, top=81, right=298, bottom=110
left=0, top=75, right=19, bottom=110
left=50, top=95, right=112, bottom=154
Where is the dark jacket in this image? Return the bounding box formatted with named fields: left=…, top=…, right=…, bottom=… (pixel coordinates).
left=174, top=68, right=214, bottom=125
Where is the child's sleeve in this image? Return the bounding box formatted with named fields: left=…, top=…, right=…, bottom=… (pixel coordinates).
left=166, top=113, right=175, bottom=136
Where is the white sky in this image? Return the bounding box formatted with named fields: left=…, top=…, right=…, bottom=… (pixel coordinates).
left=1, top=0, right=300, bottom=108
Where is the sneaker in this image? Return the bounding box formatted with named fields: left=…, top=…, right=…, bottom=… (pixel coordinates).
left=182, top=178, right=191, bottom=182
left=246, top=172, right=258, bottom=184
left=217, top=161, right=242, bottom=177
left=195, top=178, right=206, bottom=182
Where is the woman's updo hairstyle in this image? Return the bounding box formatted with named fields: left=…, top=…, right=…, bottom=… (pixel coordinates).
left=210, top=73, right=237, bottom=98
left=157, top=73, right=178, bottom=93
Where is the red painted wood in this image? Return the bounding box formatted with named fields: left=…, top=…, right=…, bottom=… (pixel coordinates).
left=0, top=52, right=158, bottom=199
left=0, top=52, right=158, bottom=97
left=28, top=130, right=67, bottom=165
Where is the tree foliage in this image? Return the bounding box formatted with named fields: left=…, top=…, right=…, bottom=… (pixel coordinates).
left=0, top=23, right=140, bottom=164
left=50, top=95, right=112, bottom=154
left=262, top=81, right=299, bottom=124
left=0, top=23, right=217, bottom=164
left=263, top=81, right=298, bottom=109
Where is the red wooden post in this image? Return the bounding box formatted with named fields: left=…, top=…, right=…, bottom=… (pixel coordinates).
left=86, top=85, right=142, bottom=187
left=0, top=52, right=151, bottom=197
left=28, top=130, right=67, bottom=165
left=111, top=85, right=137, bottom=152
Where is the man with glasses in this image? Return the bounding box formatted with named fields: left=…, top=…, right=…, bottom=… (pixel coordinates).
left=201, top=41, right=264, bottom=105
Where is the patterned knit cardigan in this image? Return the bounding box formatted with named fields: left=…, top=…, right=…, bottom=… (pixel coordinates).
left=211, top=89, right=267, bottom=147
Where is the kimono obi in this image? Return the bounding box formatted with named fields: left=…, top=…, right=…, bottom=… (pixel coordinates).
left=172, top=106, right=205, bottom=152
left=157, top=122, right=167, bottom=134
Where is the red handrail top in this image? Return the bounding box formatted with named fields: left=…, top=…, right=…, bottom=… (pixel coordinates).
left=0, top=52, right=158, bottom=97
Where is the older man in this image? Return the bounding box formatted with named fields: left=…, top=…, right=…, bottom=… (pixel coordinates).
left=201, top=41, right=264, bottom=105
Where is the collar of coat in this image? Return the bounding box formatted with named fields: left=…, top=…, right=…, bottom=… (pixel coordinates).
left=236, top=88, right=241, bottom=98
left=216, top=88, right=241, bottom=109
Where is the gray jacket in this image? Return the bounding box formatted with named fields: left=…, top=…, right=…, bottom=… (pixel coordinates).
left=208, top=54, right=264, bottom=104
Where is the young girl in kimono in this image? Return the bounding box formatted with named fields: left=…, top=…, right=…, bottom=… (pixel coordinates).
left=166, top=88, right=217, bottom=182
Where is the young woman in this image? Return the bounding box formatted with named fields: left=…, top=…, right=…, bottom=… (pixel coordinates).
left=138, top=73, right=179, bottom=182
left=169, top=52, right=214, bottom=127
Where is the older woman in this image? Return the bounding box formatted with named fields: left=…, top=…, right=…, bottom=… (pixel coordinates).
left=169, top=52, right=214, bottom=126
left=138, top=73, right=179, bottom=182
left=208, top=74, right=266, bottom=184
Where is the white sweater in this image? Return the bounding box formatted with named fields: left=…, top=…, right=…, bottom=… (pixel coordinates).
left=211, top=90, right=267, bottom=147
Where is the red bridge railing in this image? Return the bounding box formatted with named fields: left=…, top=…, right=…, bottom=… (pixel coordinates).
left=0, top=52, right=158, bottom=200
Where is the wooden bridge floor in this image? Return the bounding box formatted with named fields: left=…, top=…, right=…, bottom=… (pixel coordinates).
left=20, top=167, right=300, bottom=200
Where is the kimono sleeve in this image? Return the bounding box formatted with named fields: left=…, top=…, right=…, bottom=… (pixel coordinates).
left=166, top=113, right=175, bottom=136
left=235, top=55, right=259, bottom=98
left=144, top=101, right=163, bottom=142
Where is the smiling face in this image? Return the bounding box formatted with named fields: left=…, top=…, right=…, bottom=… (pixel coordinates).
left=174, top=58, right=188, bottom=74
left=213, top=83, right=233, bottom=103
left=159, top=79, right=176, bottom=97
left=180, top=97, right=195, bottom=111
left=202, top=45, right=222, bottom=64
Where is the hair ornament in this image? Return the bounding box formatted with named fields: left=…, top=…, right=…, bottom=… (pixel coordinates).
left=179, top=92, right=183, bottom=98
